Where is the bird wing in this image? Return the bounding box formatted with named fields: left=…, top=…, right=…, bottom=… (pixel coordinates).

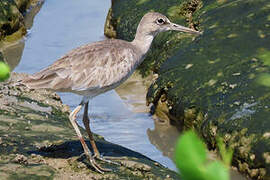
left=22, top=40, right=140, bottom=92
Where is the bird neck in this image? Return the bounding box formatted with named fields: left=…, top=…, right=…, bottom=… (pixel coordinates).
left=131, top=33, right=155, bottom=57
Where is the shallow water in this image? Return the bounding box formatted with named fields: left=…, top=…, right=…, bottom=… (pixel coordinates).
left=2, top=0, right=178, bottom=171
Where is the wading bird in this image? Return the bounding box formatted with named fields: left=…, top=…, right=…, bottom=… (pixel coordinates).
left=22, top=12, right=201, bottom=173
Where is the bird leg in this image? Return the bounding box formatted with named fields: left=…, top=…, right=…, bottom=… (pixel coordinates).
left=69, top=104, right=110, bottom=173
left=83, top=101, right=100, bottom=157
left=82, top=101, right=120, bottom=165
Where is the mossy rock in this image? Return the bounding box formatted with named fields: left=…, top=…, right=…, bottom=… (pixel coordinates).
left=14, top=0, right=31, bottom=13
left=0, top=0, right=32, bottom=42
left=108, top=0, right=270, bottom=179
left=147, top=0, right=270, bottom=179
left=0, top=73, right=179, bottom=179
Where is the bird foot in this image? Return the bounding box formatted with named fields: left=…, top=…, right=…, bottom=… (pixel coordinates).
left=79, top=153, right=129, bottom=173
left=89, top=155, right=112, bottom=173
left=94, top=154, right=121, bottom=166
left=79, top=153, right=112, bottom=173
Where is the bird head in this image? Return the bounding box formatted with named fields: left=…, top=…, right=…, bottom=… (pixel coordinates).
left=136, top=12, right=201, bottom=37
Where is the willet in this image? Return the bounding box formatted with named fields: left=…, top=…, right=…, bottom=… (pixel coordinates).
left=22, top=12, right=201, bottom=173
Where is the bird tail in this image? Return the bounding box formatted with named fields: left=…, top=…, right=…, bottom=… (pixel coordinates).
left=22, top=74, right=56, bottom=89
left=21, top=67, right=59, bottom=89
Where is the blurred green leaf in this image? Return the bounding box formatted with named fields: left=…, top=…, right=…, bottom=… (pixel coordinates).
left=175, top=131, right=232, bottom=180
left=174, top=131, right=207, bottom=180
left=0, top=61, right=10, bottom=82
left=217, top=137, right=233, bottom=167
left=204, top=161, right=229, bottom=180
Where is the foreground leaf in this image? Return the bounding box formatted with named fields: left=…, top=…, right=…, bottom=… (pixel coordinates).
left=174, top=131, right=207, bottom=180
left=204, top=161, right=229, bottom=180
left=0, top=62, right=10, bottom=82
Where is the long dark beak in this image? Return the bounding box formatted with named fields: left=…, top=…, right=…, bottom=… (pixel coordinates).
left=170, top=23, right=202, bottom=35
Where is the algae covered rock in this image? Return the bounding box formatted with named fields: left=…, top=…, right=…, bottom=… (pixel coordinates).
left=0, top=0, right=36, bottom=42
left=107, top=0, right=270, bottom=179
left=146, top=0, right=270, bottom=179
left=0, top=73, right=179, bottom=179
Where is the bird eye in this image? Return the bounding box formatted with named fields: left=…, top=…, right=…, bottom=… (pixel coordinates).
left=156, top=18, right=165, bottom=24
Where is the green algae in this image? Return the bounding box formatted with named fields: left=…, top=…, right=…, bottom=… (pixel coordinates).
left=145, top=0, right=270, bottom=179
left=257, top=49, right=270, bottom=67
left=6, top=165, right=55, bottom=180
left=256, top=73, right=270, bottom=87
left=108, top=0, right=270, bottom=179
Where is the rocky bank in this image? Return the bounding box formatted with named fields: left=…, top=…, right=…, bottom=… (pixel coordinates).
left=0, top=73, right=179, bottom=179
